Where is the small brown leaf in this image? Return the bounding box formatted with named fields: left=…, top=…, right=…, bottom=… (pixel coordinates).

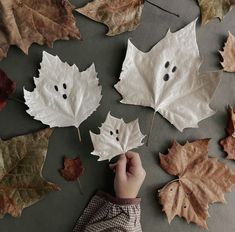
left=0, top=128, right=59, bottom=218
left=76, top=0, right=144, bottom=36
left=60, top=156, right=84, bottom=181
left=159, top=139, right=235, bottom=229
left=220, top=106, right=235, bottom=160
left=0, top=0, right=81, bottom=60
left=220, top=32, right=235, bottom=72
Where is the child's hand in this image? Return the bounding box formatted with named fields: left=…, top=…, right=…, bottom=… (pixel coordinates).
left=109, top=152, right=146, bottom=199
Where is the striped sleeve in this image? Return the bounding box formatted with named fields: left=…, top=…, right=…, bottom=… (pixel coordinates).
left=73, top=192, right=142, bottom=232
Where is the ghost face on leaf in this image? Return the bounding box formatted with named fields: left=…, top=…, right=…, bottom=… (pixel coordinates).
left=24, top=52, right=102, bottom=139
left=90, top=112, right=145, bottom=161
left=115, top=19, right=221, bottom=137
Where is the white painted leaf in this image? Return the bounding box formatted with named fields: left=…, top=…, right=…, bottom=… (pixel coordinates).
left=115, top=20, right=221, bottom=132
left=90, top=112, right=145, bottom=161
left=24, top=52, right=102, bottom=128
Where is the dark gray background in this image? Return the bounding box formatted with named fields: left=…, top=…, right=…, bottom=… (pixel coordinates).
left=0, top=0, right=235, bottom=231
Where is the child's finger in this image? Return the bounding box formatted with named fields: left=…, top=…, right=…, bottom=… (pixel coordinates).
left=116, top=154, right=127, bottom=179
left=126, top=151, right=142, bottom=168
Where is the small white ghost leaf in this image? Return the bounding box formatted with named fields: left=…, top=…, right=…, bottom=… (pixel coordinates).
left=90, top=112, right=145, bottom=161
left=24, top=52, right=102, bottom=128
left=115, top=19, right=221, bottom=132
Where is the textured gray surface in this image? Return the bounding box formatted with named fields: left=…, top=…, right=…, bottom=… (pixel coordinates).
left=0, top=0, right=235, bottom=231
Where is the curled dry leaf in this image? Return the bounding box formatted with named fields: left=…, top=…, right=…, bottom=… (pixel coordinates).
left=90, top=112, right=145, bottom=161
left=76, top=0, right=144, bottom=36
left=220, top=32, right=235, bottom=73
left=0, top=69, right=16, bottom=111
left=220, top=106, right=235, bottom=160
left=159, top=139, right=235, bottom=229
left=0, top=128, right=59, bottom=218
left=115, top=20, right=220, bottom=133
left=0, top=0, right=81, bottom=60
left=24, top=52, right=102, bottom=129
left=198, top=0, right=235, bottom=25
left=60, top=156, right=85, bottom=181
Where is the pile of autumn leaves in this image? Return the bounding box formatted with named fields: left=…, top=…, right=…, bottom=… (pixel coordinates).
left=0, top=0, right=235, bottom=229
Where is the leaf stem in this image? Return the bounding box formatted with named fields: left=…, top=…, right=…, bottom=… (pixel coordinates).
left=146, top=0, right=180, bottom=17
left=77, top=128, right=82, bottom=143
left=146, top=111, right=156, bottom=146
left=77, top=178, right=84, bottom=195
left=158, top=178, right=180, bottom=192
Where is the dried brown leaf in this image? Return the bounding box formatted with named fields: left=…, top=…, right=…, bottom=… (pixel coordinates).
left=220, top=106, right=235, bottom=160
left=0, top=128, right=59, bottom=218
left=76, top=0, right=144, bottom=36
left=159, top=139, right=235, bottom=229
left=220, top=32, right=235, bottom=72
left=198, top=0, right=235, bottom=25
left=0, top=0, right=81, bottom=60
left=60, top=156, right=84, bottom=181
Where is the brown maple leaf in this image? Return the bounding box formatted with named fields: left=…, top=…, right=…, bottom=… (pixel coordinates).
left=220, top=106, right=235, bottom=160
left=60, top=156, right=84, bottom=181
left=158, top=139, right=235, bottom=229
left=220, top=32, right=235, bottom=73
left=76, top=0, right=144, bottom=36
left=0, top=128, right=59, bottom=218
left=0, top=0, right=81, bottom=60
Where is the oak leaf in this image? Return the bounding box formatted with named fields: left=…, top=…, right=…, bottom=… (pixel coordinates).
left=60, top=156, right=84, bottom=181
left=0, top=69, right=16, bottom=111
left=197, top=0, right=235, bottom=25
left=0, top=0, right=81, bottom=60
left=76, top=0, right=144, bottom=36
left=115, top=20, right=221, bottom=132
left=24, top=52, right=102, bottom=130
left=220, top=106, right=235, bottom=160
left=220, top=32, right=235, bottom=72
left=159, top=139, right=235, bottom=229
left=0, top=128, right=59, bottom=218
left=90, top=112, right=145, bottom=161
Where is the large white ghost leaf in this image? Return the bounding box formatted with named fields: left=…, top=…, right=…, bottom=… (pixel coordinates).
left=115, top=20, right=221, bottom=132
left=24, top=52, right=102, bottom=128
left=90, top=112, right=145, bottom=161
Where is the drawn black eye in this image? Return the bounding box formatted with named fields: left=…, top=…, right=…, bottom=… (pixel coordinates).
left=63, top=83, right=67, bottom=89
left=163, top=74, right=170, bottom=81
left=116, top=129, right=119, bottom=134
left=54, top=85, right=58, bottom=92
left=110, top=131, right=113, bottom=135
left=172, top=66, right=177, bottom=73
left=165, top=61, right=170, bottom=68
left=63, top=94, right=67, bottom=99
left=116, top=137, right=119, bottom=142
